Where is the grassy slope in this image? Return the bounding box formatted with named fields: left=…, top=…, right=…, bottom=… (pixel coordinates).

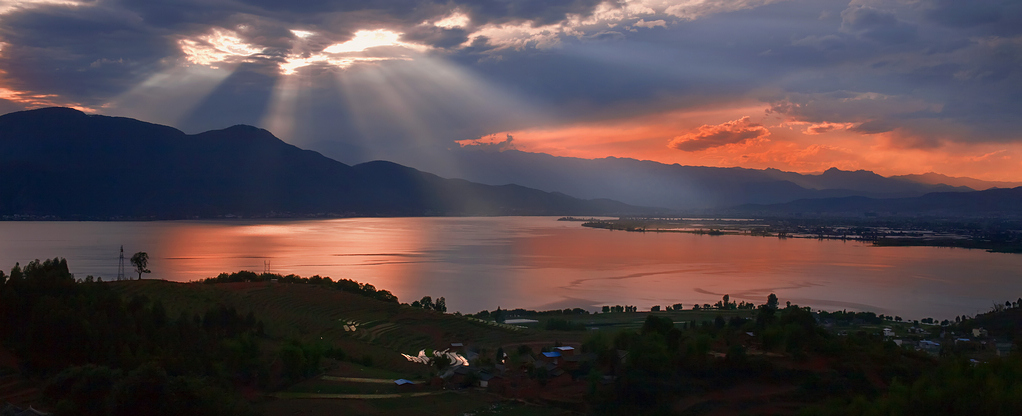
left=108, top=280, right=574, bottom=416
left=111, top=280, right=530, bottom=367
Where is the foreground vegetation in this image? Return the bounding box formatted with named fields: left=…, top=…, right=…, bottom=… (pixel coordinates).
left=2, top=259, right=1021, bottom=415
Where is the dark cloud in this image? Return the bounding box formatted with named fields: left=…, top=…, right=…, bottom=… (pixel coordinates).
left=401, top=26, right=470, bottom=49
left=840, top=5, right=917, bottom=44
left=921, top=0, right=1022, bottom=36
left=459, top=0, right=604, bottom=26
left=0, top=4, right=174, bottom=104
left=0, top=0, right=1019, bottom=159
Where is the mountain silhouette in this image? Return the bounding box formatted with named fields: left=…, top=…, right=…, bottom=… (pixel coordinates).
left=0, top=108, right=643, bottom=219
left=368, top=148, right=971, bottom=210
left=891, top=172, right=1022, bottom=191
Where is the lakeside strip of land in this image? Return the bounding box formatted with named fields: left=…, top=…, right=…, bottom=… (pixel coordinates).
left=580, top=217, right=1022, bottom=253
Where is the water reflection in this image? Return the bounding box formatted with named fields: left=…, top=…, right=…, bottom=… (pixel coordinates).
left=0, top=217, right=1020, bottom=319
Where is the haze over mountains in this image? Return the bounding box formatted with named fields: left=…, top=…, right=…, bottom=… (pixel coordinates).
left=347, top=147, right=1006, bottom=210
left=0, top=108, right=638, bottom=219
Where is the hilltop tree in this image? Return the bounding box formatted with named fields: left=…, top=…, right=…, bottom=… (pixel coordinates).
left=766, top=293, right=779, bottom=310
left=130, top=252, right=150, bottom=280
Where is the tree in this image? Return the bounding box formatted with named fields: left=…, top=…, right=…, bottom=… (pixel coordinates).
left=766, top=293, right=779, bottom=310
left=435, top=297, right=447, bottom=313
left=130, top=252, right=151, bottom=280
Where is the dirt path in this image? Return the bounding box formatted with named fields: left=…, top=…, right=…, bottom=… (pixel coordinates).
left=270, top=391, right=451, bottom=400
left=320, top=376, right=398, bottom=384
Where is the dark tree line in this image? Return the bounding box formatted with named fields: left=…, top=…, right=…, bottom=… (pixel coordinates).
left=202, top=270, right=398, bottom=303
left=410, top=296, right=447, bottom=312
left=0, top=259, right=261, bottom=416
left=584, top=295, right=933, bottom=415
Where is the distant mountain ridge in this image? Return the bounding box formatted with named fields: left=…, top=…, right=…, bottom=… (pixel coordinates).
left=729, top=187, right=1022, bottom=217
left=0, top=108, right=643, bottom=219
left=891, top=172, right=1022, bottom=191
left=372, top=148, right=974, bottom=210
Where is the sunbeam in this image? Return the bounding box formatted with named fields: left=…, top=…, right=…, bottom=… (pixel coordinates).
left=330, top=54, right=552, bottom=174
left=101, top=65, right=234, bottom=128
left=260, top=71, right=300, bottom=143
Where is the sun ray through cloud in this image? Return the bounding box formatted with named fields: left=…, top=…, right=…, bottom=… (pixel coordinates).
left=102, top=66, right=235, bottom=127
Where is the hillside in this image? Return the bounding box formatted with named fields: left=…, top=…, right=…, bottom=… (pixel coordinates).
left=0, top=108, right=642, bottom=219
left=110, top=280, right=536, bottom=372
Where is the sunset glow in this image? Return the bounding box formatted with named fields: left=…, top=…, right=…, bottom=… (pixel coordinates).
left=461, top=104, right=1022, bottom=181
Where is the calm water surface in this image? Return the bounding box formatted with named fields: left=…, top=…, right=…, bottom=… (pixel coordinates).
left=2, top=217, right=1020, bottom=319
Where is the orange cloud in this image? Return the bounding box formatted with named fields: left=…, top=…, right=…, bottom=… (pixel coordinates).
left=967, top=149, right=1008, bottom=162
left=805, top=122, right=855, bottom=135
left=668, top=116, right=771, bottom=151
left=0, top=85, right=93, bottom=112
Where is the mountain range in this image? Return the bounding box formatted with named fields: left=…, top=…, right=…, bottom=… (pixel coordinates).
left=340, top=147, right=1004, bottom=210
left=729, top=187, right=1022, bottom=218
left=2, top=107, right=1019, bottom=220
left=0, top=108, right=640, bottom=219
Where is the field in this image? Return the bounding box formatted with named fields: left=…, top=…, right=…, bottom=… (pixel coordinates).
left=107, top=280, right=590, bottom=415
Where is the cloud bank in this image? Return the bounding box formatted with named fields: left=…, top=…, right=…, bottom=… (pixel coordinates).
left=0, top=0, right=1018, bottom=179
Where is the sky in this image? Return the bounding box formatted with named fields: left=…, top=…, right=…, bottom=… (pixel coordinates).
left=0, top=0, right=1020, bottom=180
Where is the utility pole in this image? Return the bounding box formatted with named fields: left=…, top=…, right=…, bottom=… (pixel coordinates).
left=117, top=245, right=126, bottom=281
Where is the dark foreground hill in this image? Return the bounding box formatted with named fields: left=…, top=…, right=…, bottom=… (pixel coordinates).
left=0, top=108, right=641, bottom=219
left=729, top=187, right=1022, bottom=217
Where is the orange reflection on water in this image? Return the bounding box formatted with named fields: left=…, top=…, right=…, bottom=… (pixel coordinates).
left=157, top=219, right=436, bottom=293
left=1, top=217, right=1021, bottom=319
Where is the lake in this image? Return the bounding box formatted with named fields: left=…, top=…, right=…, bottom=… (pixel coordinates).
left=2, top=217, right=1020, bottom=320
